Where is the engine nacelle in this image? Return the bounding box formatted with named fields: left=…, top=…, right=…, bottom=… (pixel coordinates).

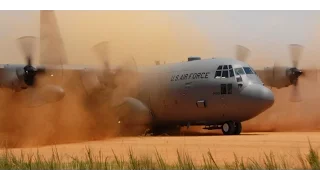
left=114, top=97, right=152, bottom=126
left=80, top=68, right=102, bottom=95
left=35, top=84, right=65, bottom=104
left=0, top=65, right=28, bottom=91
left=262, top=66, right=291, bottom=89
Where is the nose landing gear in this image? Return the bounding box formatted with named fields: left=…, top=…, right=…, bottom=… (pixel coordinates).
left=221, top=121, right=242, bottom=135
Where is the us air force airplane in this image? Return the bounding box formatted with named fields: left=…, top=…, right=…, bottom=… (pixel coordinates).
left=0, top=11, right=314, bottom=136
left=0, top=52, right=275, bottom=136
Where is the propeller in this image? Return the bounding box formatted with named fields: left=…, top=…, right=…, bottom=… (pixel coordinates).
left=235, top=45, right=251, bottom=62
left=270, top=44, right=317, bottom=102
left=16, top=36, right=65, bottom=107
left=91, top=41, right=117, bottom=89
left=91, top=41, right=138, bottom=86
left=82, top=41, right=139, bottom=108
left=92, top=41, right=111, bottom=71
left=16, top=36, right=46, bottom=87
left=287, top=44, right=305, bottom=102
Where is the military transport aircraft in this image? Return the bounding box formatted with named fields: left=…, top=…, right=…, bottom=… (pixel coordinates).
left=0, top=10, right=314, bottom=136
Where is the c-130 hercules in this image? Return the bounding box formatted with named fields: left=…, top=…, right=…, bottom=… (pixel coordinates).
left=0, top=11, right=315, bottom=136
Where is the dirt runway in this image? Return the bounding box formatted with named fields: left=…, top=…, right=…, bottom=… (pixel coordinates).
left=3, top=132, right=320, bottom=166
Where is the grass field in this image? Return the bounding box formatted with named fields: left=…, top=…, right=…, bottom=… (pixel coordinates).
left=0, top=140, right=319, bottom=170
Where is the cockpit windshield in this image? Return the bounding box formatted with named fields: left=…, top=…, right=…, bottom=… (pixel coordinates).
left=243, top=67, right=255, bottom=74
left=234, top=67, right=256, bottom=75
left=234, top=68, right=245, bottom=75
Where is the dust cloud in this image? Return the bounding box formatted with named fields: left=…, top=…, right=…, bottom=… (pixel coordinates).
left=0, top=10, right=214, bottom=148
left=0, top=70, right=113, bottom=148
left=54, top=10, right=214, bottom=66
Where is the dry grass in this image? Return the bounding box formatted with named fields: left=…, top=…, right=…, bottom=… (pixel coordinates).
left=0, top=140, right=319, bottom=170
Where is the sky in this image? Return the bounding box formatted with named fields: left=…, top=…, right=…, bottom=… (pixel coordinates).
left=0, top=10, right=320, bottom=68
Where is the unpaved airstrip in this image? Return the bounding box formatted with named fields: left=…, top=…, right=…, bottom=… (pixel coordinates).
left=1, top=73, right=320, bottom=166
left=2, top=132, right=320, bottom=166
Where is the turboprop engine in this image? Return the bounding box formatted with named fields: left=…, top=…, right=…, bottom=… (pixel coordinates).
left=261, top=44, right=318, bottom=102
left=0, top=36, right=66, bottom=107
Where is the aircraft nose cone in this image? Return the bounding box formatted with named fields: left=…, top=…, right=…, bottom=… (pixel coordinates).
left=259, top=86, right=274, bottom=108
left=240, top=84, right=274, bottom=115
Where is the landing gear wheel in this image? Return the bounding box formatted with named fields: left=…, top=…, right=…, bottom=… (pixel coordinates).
left=234, top=122, right=242, bottom=135
left=222, top=121, right=236, bottom=135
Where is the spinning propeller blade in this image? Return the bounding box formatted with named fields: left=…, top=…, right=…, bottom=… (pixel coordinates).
left=235, top=45, right=250, bottom=62
left=16, top=36, right=65, bottom=107
left=270, top=44, right=317, bottom=102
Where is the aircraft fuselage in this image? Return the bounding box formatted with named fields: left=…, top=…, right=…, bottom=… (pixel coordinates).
left=0, top=57, right=275, bottom=134
left=135, top=57, right=274, bottom=127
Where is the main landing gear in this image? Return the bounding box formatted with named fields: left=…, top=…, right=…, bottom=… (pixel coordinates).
left=221, top=121, right=242, bottom=135
left=203, top=121, right=242, bottom=135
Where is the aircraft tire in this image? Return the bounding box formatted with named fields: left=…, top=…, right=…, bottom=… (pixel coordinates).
left=221, top=121, right=236, bottom=135
left=234, top=122, right=242, bottom=135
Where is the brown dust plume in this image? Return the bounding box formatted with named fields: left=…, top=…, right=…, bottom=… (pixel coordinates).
left=0, top=11, right=215, bottom=147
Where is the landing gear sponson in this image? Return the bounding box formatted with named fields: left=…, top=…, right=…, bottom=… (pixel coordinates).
left=145, top=121, right=243, bottom=136
left=203, top=121, right=242, bottom=135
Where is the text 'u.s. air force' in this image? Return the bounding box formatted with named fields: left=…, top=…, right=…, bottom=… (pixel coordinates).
left=170, top=72, right=210, bottom=81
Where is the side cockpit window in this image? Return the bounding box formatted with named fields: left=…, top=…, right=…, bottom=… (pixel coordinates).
left=243, top=67, right=254, bottom=74
left=215, top=65, right=234, bottom=78
left=234, top=68, right=245, bottom=75
left=234, top=67, right=244, bottom=82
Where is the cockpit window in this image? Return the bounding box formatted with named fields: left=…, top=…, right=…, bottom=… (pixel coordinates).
left=215, top=65, right=234, bottom=78
left=215, top=71, right=222, bottom=78
left=234, top=68, right=245, bottom=75
left=222, top=70, right=228, bottom=78
left=243, top=67, right=254, bottom=74
left=223, top=65, right=228, bottom=70
left=229, top=69, right=234, bottom=77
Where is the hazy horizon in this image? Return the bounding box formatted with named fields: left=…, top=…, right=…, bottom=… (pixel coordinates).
left=0, top=10, right=319, bottom=69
